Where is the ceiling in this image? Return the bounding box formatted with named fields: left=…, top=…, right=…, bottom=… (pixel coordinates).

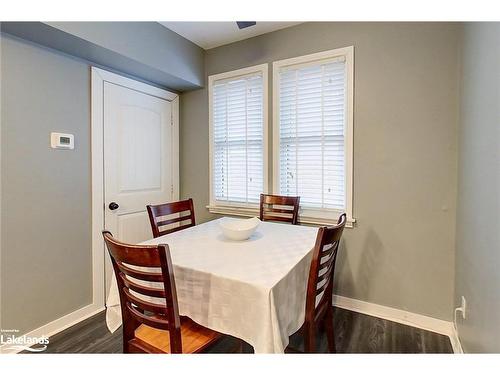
left=159, top=22, right=302, bottom=50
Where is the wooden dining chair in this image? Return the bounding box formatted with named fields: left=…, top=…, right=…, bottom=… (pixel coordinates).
left=102, top=231, right=221, bottom=354
left=287, top=213, right=347, bottom=353
left=147, top=198, right=196, bottom=238
left=259, top=194, right=300, bottom=225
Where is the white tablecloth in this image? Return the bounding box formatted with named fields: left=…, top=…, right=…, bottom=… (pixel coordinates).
left=106, top=217, right=318, bottom=353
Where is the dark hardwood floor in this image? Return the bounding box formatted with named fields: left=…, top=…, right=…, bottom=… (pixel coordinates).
left=26, top=307, right=453, bottom=354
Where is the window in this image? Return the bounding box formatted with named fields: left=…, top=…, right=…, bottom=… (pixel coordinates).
left=208, top=64, right=268, bottom=215
left=273, top=47, right=354, bottom=225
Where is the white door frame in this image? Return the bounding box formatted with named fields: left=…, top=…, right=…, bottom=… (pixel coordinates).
left=91, top=67, right=179, bottom=308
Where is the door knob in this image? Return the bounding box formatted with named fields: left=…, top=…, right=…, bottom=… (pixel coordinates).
left=108, top=202, right=119, bottom=210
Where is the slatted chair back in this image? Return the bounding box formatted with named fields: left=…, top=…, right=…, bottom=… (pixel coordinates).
left=147, top=198, right=196, bottom=238
left=305, top=213, right=347, bottom=321
left=259, top=194, right=300, bottom=225
left=102, top=231, right=182, bottom=353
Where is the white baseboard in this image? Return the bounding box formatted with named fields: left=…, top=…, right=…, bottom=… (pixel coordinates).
left=0, top=303, right=104, bottom=354
left=1, top=295, right=464, bottom=354
left=333, top=295, right=463, bottom=354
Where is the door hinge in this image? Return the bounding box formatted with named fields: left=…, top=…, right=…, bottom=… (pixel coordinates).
left=171, top=185, right=174, bottom=194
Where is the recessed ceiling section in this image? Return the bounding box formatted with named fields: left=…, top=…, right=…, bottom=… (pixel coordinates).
left=159, top=22, right=302, bottom=50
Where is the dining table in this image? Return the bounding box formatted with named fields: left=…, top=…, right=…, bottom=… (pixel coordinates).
left=106, top=217, right=319, bottom=354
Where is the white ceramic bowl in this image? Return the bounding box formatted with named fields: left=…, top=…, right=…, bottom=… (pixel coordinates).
left=218, top=217, right=261, bottom=241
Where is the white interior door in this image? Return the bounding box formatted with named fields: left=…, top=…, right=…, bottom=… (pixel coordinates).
left=103, top=80, right=176, bottom=297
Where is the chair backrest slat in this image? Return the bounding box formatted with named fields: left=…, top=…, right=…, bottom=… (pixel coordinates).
left=119, top=273, right=166, bottom=298
left=125, top=304, right=173, bottom=331
left=260, top=215, right=295, bottom=223
left=315, top=279, right=330, bottom=296
left=102, top=231, right=183, bottom=353
left=119, top=263, right=163, bottom=282
left=259, top=194, right=300, bottom=225
left=156, top=215, right=193, bottom=228
left=305, top=214, right=347, bottom=319
left=122, top=288, right=168, bottom=315
left=316, top=262, right=335, bottom=285
left=147, top=198, right=196, bottom=238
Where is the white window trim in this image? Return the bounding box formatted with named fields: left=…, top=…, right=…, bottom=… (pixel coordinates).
left=272, top=46, right=355, bottom=228
left=207, top=63, right=269, bottom=216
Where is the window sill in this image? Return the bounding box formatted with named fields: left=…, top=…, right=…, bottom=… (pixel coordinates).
left=206, top=205, right=355, bottom=228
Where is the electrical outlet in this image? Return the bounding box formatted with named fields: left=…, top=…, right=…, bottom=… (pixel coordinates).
left=460, top=296, right=467, bottom=319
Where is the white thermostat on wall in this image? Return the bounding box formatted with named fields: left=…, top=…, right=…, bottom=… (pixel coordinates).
left=50, top=132, right=74, bottom=150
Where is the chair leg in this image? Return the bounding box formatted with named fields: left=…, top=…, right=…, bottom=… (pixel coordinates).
left=324, top=306, right=336, bottom=354
left=303, top=323, right=316, bottom=353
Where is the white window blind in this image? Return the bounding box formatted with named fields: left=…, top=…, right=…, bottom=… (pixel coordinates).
left=278, top=57, right=347, bottom=210
left=212, top=72, right=264, bottom=205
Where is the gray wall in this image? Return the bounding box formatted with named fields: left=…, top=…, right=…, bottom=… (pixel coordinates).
left=0, top=21, right=472, bottom=337
left=1, top=22, right=205, bottom=91
left=0, top=23, right=203, bottom=335
left=1, top=34, right=92, bottom=334
left=47, top=22, right=204, bottom=89
left=455, top=23, right=500, bottom=353
left=181, top=22, right=460, bottom=320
